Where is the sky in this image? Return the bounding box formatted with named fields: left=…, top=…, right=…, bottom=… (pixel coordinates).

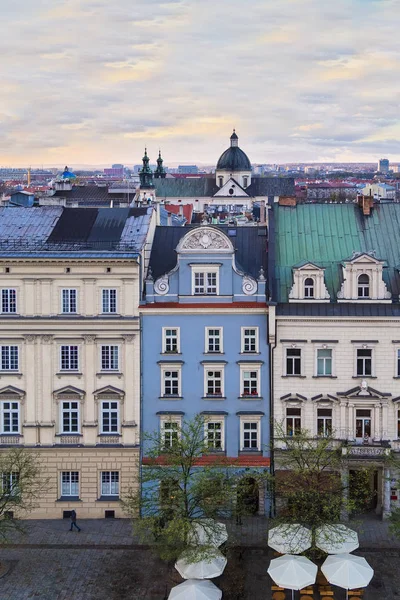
left=1, top=0, right=400, bottom=167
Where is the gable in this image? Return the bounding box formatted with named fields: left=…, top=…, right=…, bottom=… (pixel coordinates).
left=176, top=227, right=234, bottom=254
left=213, top=178, right=249, bottom=198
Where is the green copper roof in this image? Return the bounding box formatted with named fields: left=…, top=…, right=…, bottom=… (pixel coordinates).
left=274, top=203, right=400, bottom=302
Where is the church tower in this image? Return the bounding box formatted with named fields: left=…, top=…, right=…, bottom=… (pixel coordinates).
left=154, top=150, right=166, bottom=179
left=139, top=148, right=154, bottom=189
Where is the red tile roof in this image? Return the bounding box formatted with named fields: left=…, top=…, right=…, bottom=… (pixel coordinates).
left=164, top=203, right=193, bottom=223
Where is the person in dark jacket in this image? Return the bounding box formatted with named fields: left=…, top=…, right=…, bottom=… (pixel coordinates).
left=69, top=509, right=81, bottom=532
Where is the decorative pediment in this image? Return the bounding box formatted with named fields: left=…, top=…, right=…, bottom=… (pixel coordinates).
left=93, top=385, right=125, bottom=399
left=0, top=385, right=25, bottom=399
left=280, top=393, right=307, bottom=405
left=53, top=385, right=85, bottom=399
left=337, top=381, right=390, bottom=400
left=311, top=394, right=338, bottom=403
left=342, top=251, right=383, bottom=266
left=176, top=227, right=234, bottom=254
left=213, top=178, right=249, bottom=198
left=337, top=251, right=391, bottom=301
left=289, top=261, right=330, bottom=302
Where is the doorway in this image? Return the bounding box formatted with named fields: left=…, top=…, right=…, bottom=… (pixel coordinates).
left=237, top=477, right=259, bottom=516
left=349, top=469, right=378, bottom=514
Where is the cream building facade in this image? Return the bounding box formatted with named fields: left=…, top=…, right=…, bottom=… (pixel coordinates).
left=0, top=206, right=156, bottom=518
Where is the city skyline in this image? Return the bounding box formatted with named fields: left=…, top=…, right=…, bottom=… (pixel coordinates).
left=1, top=0, right=400, bottom=166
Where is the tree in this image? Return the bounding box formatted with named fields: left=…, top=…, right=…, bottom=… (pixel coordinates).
left=0, top=447, right=48, bottom=540
left=123, top=415, right=265, bottom=562
left=271, top=424, right=375, bottom=553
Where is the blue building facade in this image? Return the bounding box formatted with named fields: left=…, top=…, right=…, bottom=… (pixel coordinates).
left=141, top=225, right=271, bottom=514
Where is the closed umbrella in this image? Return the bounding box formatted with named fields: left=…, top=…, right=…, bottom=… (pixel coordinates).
left=188, top=519, right=228, bottom=547
left=322, top=553, right=374, bottom=599
left=268, top=554, right=318, bottom=600
left=316, top=524, right=359, bottom=554
left=268, top=524, right=312, bottom=554
left=175, top=548, right=227, bottom=580
left=168, top=579, right=222, bottom=600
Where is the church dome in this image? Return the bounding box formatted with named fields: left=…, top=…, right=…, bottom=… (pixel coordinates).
left=216, top=130, right=251, bottom=171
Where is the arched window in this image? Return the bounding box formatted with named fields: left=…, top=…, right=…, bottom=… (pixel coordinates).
left=358, top=274, right=370, bottom=298
left=243, top=176, right=248, bottom=188
left=218, top=176, right=223, bottom=188
left=304, top=277, right=314, bottom=298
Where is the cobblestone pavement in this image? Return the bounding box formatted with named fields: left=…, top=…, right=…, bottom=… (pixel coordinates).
left=0, top=516, right=398, bottom=599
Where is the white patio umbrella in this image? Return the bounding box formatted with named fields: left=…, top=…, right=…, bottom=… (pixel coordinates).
left=316, top=524, right=359, bottom=554
left=322, top=553, right=374, bottom=599
left=188, top=519, right=228, bottom=547
left=168, top=579, right=222, bottom=600
left=175, top=548, right=227, bottom=580
left=268, top=524, right=312, bottom=554
left=268, top=554, right=318, bottom=600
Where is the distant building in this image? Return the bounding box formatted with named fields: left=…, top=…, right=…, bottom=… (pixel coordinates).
left=104, top=166, right=124, bottom=177
left=378, top=158, right=390, bottom=174
left=177, top=165, right=199, bottom=174
left=112, top=164, right=124, bottom=169
left=362, top=182, right=396, bottom=200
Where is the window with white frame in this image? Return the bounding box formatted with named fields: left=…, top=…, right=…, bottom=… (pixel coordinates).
left=60, top=345, right=79, bottom=371
left=101, top=345, right=119, bottom=371
left=61, top=471, right=79, bottom=496
left=61, top=401, right=79, bottom=433
left=205, top=328, right=223, bottom=353
left=163, top=328, right=180, bottom=354
left=204, top=367, right=224, bottom=397
left=357, top=274, right=370, bottom=298
left=192, top=268, right=219, bottom=295
left=317, top=408, right=332, bottom=437
left=317, top=348, right=332, bottom=376
left=242, top=327, right=259, bottom=353
left=355, top=409, right=372, bottom=439
left=241, top=367, right=260, bottom=397
left=0, top=401, right=20, bottom=433
left=1, top=289, right=16, bottom=314
left=240, top=419, right=260, bottom=450
left=286, top=348, right=301, bottom=376
left=286, top=407, right=301, bottom=436
left=356, top=348, right=372, bottom=376
left=100, top=400, right=119, bottom=433
left=205, top=419, right=224, bottom=450
left=304, top=278, right=315, bottom=298
left=0, top=346, right=18, bottom=371
left=160, top=417, right=181, bottom=449
left=102, top=289, right=117, bottom=314
left=1, top=472, right=19, bottom=495
left=161, top=367, right=181, bottom=397
left=101, top=471, right=119, bottom=496
left=61, top=289, right=77, bottom=313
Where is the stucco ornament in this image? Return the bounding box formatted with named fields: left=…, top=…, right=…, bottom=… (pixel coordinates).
left=242, top=275, right=257, bottom=295
left=177, top=227, right=233, bottom=253
left=154, top=274, right=169, bottom=295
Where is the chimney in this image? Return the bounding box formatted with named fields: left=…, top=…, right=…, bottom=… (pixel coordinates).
left=278, top=196, right=297, bottom=206
left=178, top=204, right=184, bottom=217
left=167, top=212, right=172, bottom=226
left=259, top=200, right=266, bottom=224
left=357, top=194, right=373, bottom=216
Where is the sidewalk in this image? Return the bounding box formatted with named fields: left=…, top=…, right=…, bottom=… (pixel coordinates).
left=1, top=515, right=400, bottom=549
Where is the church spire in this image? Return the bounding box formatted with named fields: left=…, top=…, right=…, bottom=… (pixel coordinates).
left=154, top=149, right=166, bottom=179
left=139, top=148, right=154, bottom=189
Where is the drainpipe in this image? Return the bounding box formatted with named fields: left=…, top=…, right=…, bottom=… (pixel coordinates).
left=137, top=252, right=144, bottom=518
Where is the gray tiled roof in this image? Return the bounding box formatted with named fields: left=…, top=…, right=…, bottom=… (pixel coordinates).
left=153, top=176, right=295, bottom=198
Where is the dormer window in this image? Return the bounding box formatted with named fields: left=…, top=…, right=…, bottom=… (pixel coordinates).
left=304, top=278, right=314, bottom=298
left=243, top=177, right=248, bottom=188
left=357, top=274, right=370, bottom=298
left=191, top=266, right=219, bottom=295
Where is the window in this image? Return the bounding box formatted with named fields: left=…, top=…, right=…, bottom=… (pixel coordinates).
left=205, top=328, right=222, bottom=353
left=102, top=289, right=117, bottom=314
left=397, top=409, right=400, bottom=438
left=218, top=176, right=223, bottom=188
left=355, top=409, right=371, bottom=439
left=101, top=400, right=119, bottom=433
left=0, top=346, right=18, bottom=371
left=60, top=346, right=79, bottom=371
left=317, top=408, right=332, bottom=437
left=1, top=289, right=16, bottom=314
left=241, top=368, right=260, bottom=397
left=61, top=471, right=79, bottom=497
left=161, top=368, right=181, bottom=397
left=61, top=289, right=77, bottom=313
left=1, top=472, right=19, bottom=496
left=304, top=278, right=314, bottom=298
left=61, top=401, right=79, bottom=433
left=192, top=269, right=218, bottom=295
left=397, top=349, right=400, bottom=377
left=101, top=471, right=119, bottom=496
left=205, top=369, right=223, bottom=397
left=241, top=420, right=260, bottom=450
left=286, top=408, right=301, bottom=436
left=163, top=328, right=180, bottom=354
left=286, top=348, right=301, bottom=376
left=243, top=176, right=248, bottom=188
left=161, top=418, right=180, bottom=449
left=317, top=348, right=332, bottom=376
left=205, top=420, right=223, bottom=450
left=356, top=348, right=372, bottom=376
left=101, top=345, right=119, bottom=371
left=242, top=328, right=259, bottom=353
left=0, top=401, right=19, bottom=433
left=357, top=274, right=370, bottom=298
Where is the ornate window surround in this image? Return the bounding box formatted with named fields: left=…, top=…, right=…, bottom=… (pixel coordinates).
left=337, top=252, right=391, bottom=302
left=289, top=262, right=330, bottom=302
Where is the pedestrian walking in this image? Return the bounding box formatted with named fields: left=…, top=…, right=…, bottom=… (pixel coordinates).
left=69, top=509, right=81, bottom=532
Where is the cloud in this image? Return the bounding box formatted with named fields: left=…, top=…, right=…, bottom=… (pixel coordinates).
left=1, top=0, right=400, bottom=165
